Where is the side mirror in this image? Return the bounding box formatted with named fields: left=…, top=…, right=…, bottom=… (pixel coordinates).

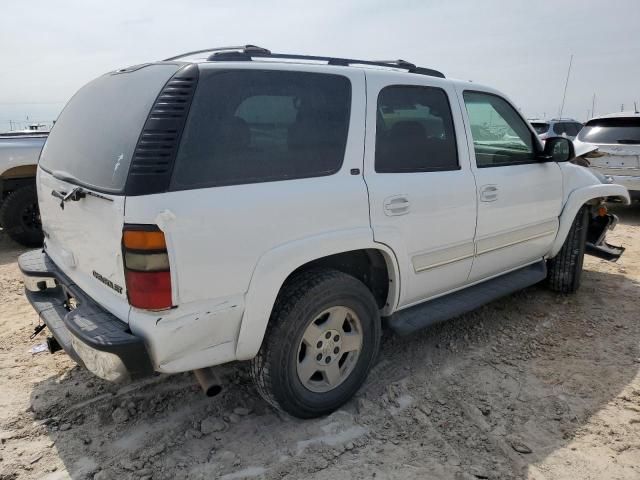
left=542, top=137, right=575, bottom=162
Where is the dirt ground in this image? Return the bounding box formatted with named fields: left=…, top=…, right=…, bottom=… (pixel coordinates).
left=1, top=205, right=639, bottom=480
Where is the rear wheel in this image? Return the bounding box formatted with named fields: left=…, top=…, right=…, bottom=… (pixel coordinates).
left=0, top=185, right=43, bottom=247
left=547, top=206, right=589, bottom=293
left=250, top=269, right=381, bottom=418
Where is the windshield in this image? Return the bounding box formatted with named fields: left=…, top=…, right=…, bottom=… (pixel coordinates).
left=531, top=122, right=549, bottom=134
left=39, top=64, right=179, bottom=193
left=578, top=117, right=640, bottom=145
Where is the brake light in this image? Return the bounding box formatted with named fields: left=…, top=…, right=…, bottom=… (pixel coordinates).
left=123, top=226, right=172, bottom=310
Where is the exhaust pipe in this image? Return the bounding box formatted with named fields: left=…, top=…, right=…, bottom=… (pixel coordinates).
left=194, top=368, right=223, bottom=397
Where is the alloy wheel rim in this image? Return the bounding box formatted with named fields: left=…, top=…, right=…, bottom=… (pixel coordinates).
left=296, top=305, right=363, bottom=393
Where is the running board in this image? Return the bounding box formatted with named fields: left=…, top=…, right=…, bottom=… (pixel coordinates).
left=386, top=260, right=547, bottom=336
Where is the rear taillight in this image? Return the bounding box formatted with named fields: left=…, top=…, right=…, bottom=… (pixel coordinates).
left=122, top=226, right=172, bottom=310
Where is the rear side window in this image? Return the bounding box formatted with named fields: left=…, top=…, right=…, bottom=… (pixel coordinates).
left=39, top=64, right=179, bottom=193
left=577, top=117, right=640, bottom=144
left=463, top=91, right=535, bottom=167
left=171, top=70, right=351, bottom=189
left=375, top=86, right=458, bottom=173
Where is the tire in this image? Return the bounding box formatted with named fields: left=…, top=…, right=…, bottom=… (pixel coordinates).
left=250, top=269, right=381, bottom=418
left=0, top=185, right=43, bottom=247
left=547, top=206, right=589, bottom=293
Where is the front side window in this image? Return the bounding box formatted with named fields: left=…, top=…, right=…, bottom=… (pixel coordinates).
left=375, top=85, right=458, bottom=173
left=463, top=91, right=535, bottom=167
left=171, top=70, right=351, bottom=189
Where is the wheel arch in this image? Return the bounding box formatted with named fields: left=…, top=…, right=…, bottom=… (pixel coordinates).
left=549, top=183, right=629, bottom=258
left=0, top=165, right=37, bottom=197
left=235, top=228, right=400, bottom=361
left=0, top=164, right=37, bottom=180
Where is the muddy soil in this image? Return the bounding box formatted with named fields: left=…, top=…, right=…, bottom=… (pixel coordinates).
left=1, top=205, right=639, bottom=480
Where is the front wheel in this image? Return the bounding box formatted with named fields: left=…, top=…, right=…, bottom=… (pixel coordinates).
left=547, top=206, right=589, bottom=293
left=250, top=269, right=381, bottom=418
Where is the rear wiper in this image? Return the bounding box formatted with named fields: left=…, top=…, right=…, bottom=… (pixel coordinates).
left=617, top=139, right=640, bottom=144
left=51, top=187, right=86, bottom=209
left=49, top=170, right=114, bottom=207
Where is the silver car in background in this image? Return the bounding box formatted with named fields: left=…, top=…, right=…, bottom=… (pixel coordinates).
left=530, top=118, right=584, bottom=141
left=573, top=112, right=640, bottom=201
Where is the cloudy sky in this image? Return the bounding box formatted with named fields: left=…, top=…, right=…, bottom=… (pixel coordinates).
left=1, top=0, right=639, bottom=131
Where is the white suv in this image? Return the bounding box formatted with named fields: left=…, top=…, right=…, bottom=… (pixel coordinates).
left=21, top=46, right=630, bottom=418
left=573, top=112, right=640, bottom=201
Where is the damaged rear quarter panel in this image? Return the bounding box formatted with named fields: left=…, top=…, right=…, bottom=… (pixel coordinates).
left=128, top=294, right=244, bottom=373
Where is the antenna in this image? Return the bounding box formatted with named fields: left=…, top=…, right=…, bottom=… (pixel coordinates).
left=591, top=93, right=596, bottom=119
left=635, top=101, right=639, bottom=114
left=558, top=54, right=573, bottom=119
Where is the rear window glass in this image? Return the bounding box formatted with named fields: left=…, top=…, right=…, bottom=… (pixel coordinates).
left=171, top=70, right=351, bottom=189
left=553, top=122, right=582, bottom=136
left=531, top=122, right=549, bottom=134
left=577, top=117, right=640, bottom=144
left=39, top=64, right=179, bottom=193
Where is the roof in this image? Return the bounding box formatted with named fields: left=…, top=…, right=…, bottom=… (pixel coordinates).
left=590, top=111, right=640, bottom=121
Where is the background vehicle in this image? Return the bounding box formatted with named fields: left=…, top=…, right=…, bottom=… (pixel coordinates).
left=19, top=46, right=630, bottom=419
left=530, top=118, right=583, bottom=141
left=573, top=112, right=640, bottom=201
left=0, top=132, right=46, bottom=246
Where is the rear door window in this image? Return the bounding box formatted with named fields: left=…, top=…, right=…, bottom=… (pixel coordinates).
left=171, top=70, right=351, bottom=189
left=375, top=85, right=458, bottom=173
left=578, top=117, right=640, bottom=144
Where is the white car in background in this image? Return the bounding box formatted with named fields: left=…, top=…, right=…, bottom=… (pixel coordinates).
left=574, top=112, right=640, bottom=201
left=530, top=118, right=583, bottom=142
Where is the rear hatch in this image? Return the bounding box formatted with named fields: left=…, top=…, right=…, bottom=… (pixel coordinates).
left=578, top=117, right=640, bottom=174
left=37, top=63, right=180, bottom=321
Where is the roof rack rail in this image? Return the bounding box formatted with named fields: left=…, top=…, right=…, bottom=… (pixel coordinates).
left=165, top=45, right=445, bottom=78
left=212, top=48, right=445, bottom=78
left=163, top=45, right=271, bottom=62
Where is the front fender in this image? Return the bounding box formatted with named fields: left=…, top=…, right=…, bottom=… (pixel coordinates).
left=234, top=227, right=400, bottom=361
left=549, top=183, right=630, bottom=258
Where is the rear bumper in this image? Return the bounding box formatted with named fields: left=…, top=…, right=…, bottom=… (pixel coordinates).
left=19, top=249, right=153, bottom=382
left=605, top=174, right=640, bottom=195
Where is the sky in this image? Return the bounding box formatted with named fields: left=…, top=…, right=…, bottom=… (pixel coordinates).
left=1, top=0, right=639, bottom=131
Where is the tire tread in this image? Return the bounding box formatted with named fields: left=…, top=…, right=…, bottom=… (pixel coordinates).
left=547, top=206, right=589, bottom=293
